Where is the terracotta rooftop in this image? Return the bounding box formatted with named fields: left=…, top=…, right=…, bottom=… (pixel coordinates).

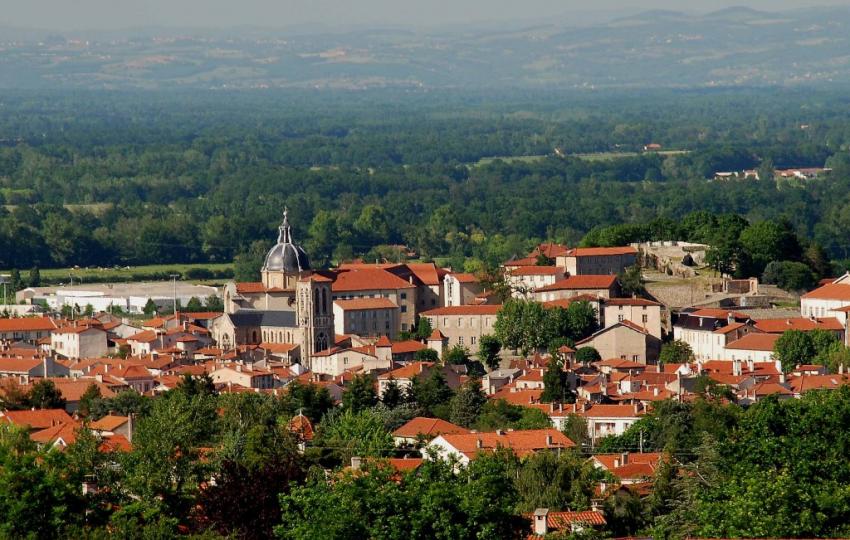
left=421, top=305, right=502, bottom=316
left=802, top=282, right=850, bottom=301
left=725, top=333, right=780, bottom=352
left=0, top=409, right=74, bottom=430
left=0, top=317, right=58, bottom=332
left=332, top=268, right=416, bottom=292
left=333, top=298, right=399, bottom=311
left=393, top=417, right=470, bottom=439
left=535, top=275, right=617, bottom=292
left=437, top=428, right=574, bottom=459
left=754, top=317, right=843, bottom=333
left=567, top=246, right=637, bottom=257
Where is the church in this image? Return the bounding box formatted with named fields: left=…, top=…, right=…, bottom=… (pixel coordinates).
left=212, top=210, right=335, bottom=368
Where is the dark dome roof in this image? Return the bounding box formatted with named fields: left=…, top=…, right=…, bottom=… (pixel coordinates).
left=263, top=209, right=311, bottom=273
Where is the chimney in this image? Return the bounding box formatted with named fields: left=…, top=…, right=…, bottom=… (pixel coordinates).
left=621, top=452, right=629, bottom=465
left=779, top=372, right=786, bottom=384
left=732, top=359, right=742, bottom=377
left=533, top=509, right=549, bottom=536
left=727, top=312, right=734, bottom=325
left=350, top=456, right=362, bottom=471
left=496, top=429, right=505, bottom=436
left=613, top=458, right=620, bottom=468
left=476, top=438, right=484, bottom=449
left=546, top=434, right=553, bottom=446
left=747, top=358, right=755, bottom=373
left=127, top=413, right=134, bottom=444
left=653, top=387, right=659, bottom=396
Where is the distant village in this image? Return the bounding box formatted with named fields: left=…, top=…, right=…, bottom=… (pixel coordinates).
left=4, top=209, right=850, bottom=536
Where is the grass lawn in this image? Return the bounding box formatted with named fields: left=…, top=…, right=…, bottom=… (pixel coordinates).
left=473, top=154, right=549, bottom=167
left=573, top=150, right=689, bottom=161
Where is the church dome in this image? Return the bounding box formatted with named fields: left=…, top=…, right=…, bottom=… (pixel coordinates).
left=263, top=209, right=310, bottom=273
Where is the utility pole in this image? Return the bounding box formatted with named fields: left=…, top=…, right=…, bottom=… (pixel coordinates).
left=170, top=274, right=180, bottom=315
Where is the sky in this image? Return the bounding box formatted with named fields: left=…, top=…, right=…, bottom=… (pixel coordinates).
left=2, top=0, right=849, bottom=31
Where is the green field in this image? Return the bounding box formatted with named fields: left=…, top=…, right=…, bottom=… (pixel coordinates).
left=473, top=154, right=549, bottom=167
left=1, top=263, right=234, bottom=285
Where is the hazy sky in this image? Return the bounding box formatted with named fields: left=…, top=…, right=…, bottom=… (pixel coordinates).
left=3, top=0, right=848, bottom=31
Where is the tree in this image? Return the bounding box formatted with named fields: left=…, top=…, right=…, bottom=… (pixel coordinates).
left=287, top=381, right=334, bottom=424
left=314, top=408, right=394, bottom=465
left=576, top=347, right=601, bottom=364
left=143, top=298, right=158, bottom=316
left=443, top=344, right=470, bottom=365
left=184, top=296, right=204, bottom=312
left=9, top=268, right=22, bottom=294
left=380, top=379, right=402, bottom=408
left=409, top=369, right=453, bottom=418
left=803, top=243, right=832, bottom=280
left=659, top=340, right=694, bottom=366
left=619, top=265, right=645, bottom=297
left=494, top=299, right=548, bottom=355
left=475, top=399, right=552, bottom=431
left=0, top=379, right=29, bottom=410
left=739, top=220, right=800, bottom=277
left=762, top=260, right=816, bottom=291
left=77, top=383, right=102, bottom=418
left=414, top=348, right=439, bottom=362
left=449, top=380, right=487, bottom=427
left=562, top=414, right=590, bottom=450
left=566, top=301, right=598, bottom=341
left=414, top=316, right=433, bottom=340
left=205, top=294, right=224, bottom=312
left=234, top=240, right=270, bottom=282
left=541, top=359, right=569, bottom=403
left=28, top=266, right=41, bottom=287
left=773, top=330, right=816, bottom=373
left=513, top=450, right=601, bottom=513
left=27, top=380, right=66, bottom=409
left=478, top=335, right=502, bottom=370
left=342, top=374, right=378, bottom=413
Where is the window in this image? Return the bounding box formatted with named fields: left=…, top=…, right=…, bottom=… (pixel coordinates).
left=632, top=355, right=639, bottom=361
left=400, top=293, right=407, bottom=300
left=443, top=318, right=448, bottom=326
left=642, top=314, right=648, bottom=323
left=617, top=315, right=624, bottom=322
left=458, top=336, right=464, bottom=345
left=458, top=318, right=464, bottom=328
left=471, top=336, right=477, bottom=345
left=385, top=321, right=390, bottom=330
left=402, top=323, right=408, bottom=331
left=401, top=305, right=407, bottom=313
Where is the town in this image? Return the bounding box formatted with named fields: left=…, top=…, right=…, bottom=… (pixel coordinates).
left=3, top=203, right=850, bottom=537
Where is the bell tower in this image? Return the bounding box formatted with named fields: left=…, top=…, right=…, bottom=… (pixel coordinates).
left=296, top=275, right=334, bottom=369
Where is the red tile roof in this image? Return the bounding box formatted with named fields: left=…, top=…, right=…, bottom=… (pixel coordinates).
left=421, top=305, right=502, bottom=316
left=567, top=246, right=637, bottom=257
left=333, top=298, right=399, bottom=311
left=603, top=297, right=662, bottom=307
left=438, top=429, right=574, bottom=458
left=533, top=242, right=570, bottom=258
left=31, top=421, right=79, bottom=446
left=754, top=317, right=843, bottom=333
left=89, top=414, right=129, bottom=432
left=391, top=340, right=426, bottom=354
left=378, top=362, right=434, bottom=380
left=802, top=282, right=850, bottom=301
left=508, top=266, right=562, bottom=276
left=406, top=263, right=443, bottom=286
left=0, top=409, right=74, bottom=429
left=332, top=269, right=416, bottom=292
left=393, top=417, right=470, bottom=438
left=449, top=273, right=478, bottom=284
left=543, top=510, right=607, bottom=528
left=235, top=282, right=267, bottom=294
left=725, top=333, right=780, bottom=352
left=535, top=275, right=617, bottom=292
left=0, top=317, right=58, bottom=332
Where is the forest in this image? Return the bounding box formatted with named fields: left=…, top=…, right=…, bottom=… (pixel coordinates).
left=2, top=88, right=850, bottom=282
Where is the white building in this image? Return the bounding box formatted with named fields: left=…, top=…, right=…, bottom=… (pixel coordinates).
left=51, top=325, right=108, bottom=360
left=801, top=274, right=850, bottom=324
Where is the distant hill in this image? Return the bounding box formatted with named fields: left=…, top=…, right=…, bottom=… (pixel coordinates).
left=1, top=6, right=850, bottom=90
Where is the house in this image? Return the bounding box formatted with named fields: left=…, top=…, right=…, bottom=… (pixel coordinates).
left=506, top=266, right=565, bottom=298
left=0, top=408, right=74, bottom=431
left=802, top=274, right=850, bottom=325
left=50, top=324, right=108, bottom=360
left=0, top=356, right=69, bottom=381
left=211, top=364, right=275, bottom=390
left=331, top=267, right=418, bottom=333
left=424, top=428, right=574, bottom=465
left=444, top=273, right=483, bottom=307
left=721, top=333, right=779, bottom=363
left=0, top=317, right=58, bottom=344
left=672, top=308, right=753, bottom=361
left=481, top=368, right=523, bottom=394
left=89, top=414, right=133, bottom=441
left=333, top=298, right=400, bottom=339
left=421, top=305, right=501, bottom=350
left=377, top=361, right=435, bottom=398
left=532, top=275, right=620, bottom=302
left=572, top=402, right=644, bottom=441
left=600, top=298, right=664, bottom=339
left=529, top=509, right=607, bottom=537
left=576, top=321, right=662, bottom=364
left=591, top=452, right=664, bottom=484
left=555, top=247, right=637, bottom=276
left=754, top=317, right=844, bottom=342
left=311, top=345, right=391, bottom=377
left=392, top=417, right=470, bottom=445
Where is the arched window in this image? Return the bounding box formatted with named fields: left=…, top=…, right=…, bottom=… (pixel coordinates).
left=316, top=333, right=328, bottom=352
left=314, top=289, right=320, bottom=315
left=252, top=331, right=258, bottom=343
left=322, top=288, right=328, bottom=314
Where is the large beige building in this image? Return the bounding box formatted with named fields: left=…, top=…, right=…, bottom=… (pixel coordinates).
left=422, top=305, right=501, bottom=350
left=600, top=298, right=664, bottom=339
left=532, top=275, right=620, bottom=302
left=333, top=298, right=400, bottom=339
left=50, top=325, right=108, bottom=360
left=576, top=321, right=661, bottom=364
left=801, top=274, right=850, bottom=324
left=556, top=247, right=637, bottom=276
left=444, top=273, right=482, bottom=307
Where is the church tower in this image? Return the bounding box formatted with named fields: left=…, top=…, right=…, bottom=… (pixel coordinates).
left=296, top=275, right=335, bottom=369
left=261, top=208, right=311, bottom=290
